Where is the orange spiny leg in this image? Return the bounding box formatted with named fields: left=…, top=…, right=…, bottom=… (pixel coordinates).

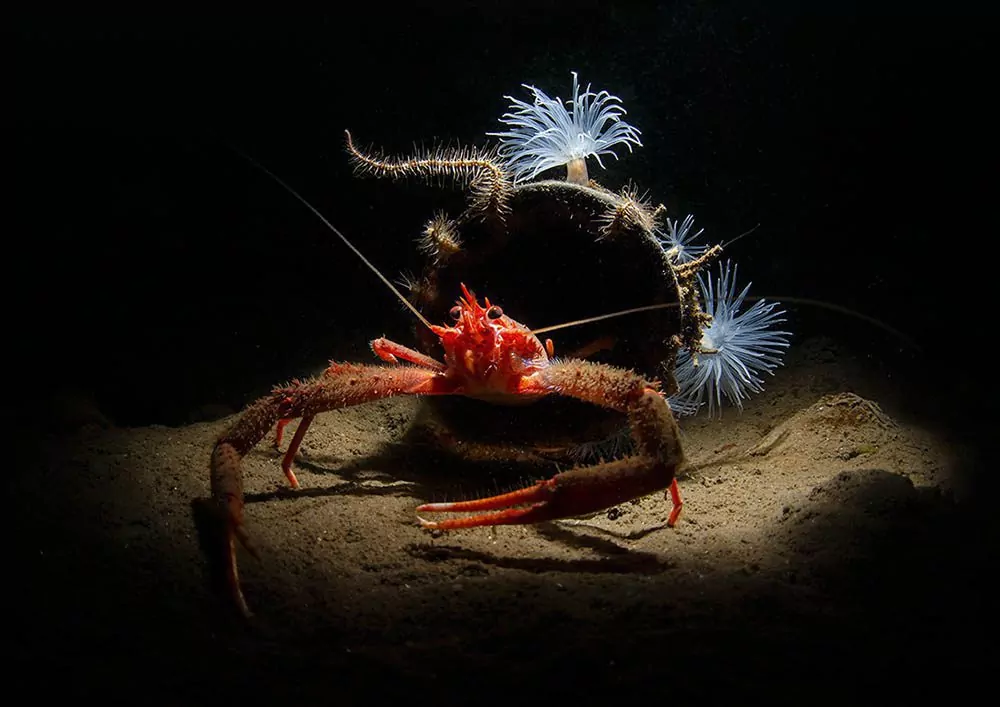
left=275, top=341, right=441, bottom=454
left=417, top=456, right=682, bottom=529
left=417, top=359, right=686, bottom=530
left=211, top=359, right=457, bottom=616
left=211, top=442, right=259, bottom=617
left=371, top=338, right=446, bottom=370
left=666, top=478, right=682, bottom=527
left=279, top=414, right=314, bottom=488
left=273, top=417, right=292, bottom=448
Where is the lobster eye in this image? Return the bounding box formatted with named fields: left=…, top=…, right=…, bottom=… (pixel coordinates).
left=486, top=305, right=503, bottom=320
left=449, top=306, right=462, bottom=321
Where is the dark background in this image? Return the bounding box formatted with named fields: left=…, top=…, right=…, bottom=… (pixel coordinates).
left=13, top=3, right=991, bottom=432
left=11, top=2, right=994, bottom=699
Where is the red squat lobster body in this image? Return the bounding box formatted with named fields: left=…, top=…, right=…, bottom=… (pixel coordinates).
left=209, top=167, right=688, bottom=617
left=211, top=285, right=686, bottom=615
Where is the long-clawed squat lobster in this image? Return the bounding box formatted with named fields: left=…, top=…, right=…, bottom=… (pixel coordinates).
left=210, top=163, right=687, bottom=617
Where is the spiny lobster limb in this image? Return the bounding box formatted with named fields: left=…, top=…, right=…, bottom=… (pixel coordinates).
left=416, top=465, right=683, bottom=529
left=209, top=362, right=443, bottom=616
left=417, top=361, right=686, bottom=530
left=210, top=355, right=686, bottom=617
left=271, top=337, right=447, bottom=486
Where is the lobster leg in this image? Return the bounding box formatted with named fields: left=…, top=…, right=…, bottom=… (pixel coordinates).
left=272, top=418, right=291, bottom=448
left=210, top=362, right=450, bottom=616
left=370, top=337, right=447, bottom=370
left=417, top=359, right=686, bottom=530
left=270, top=416, right=315, bottom=488
left=278, top=414, right=314, bottom=488
left=270, top=343, right=444, bottom=478
left=417, top=469, right=683, bottom=529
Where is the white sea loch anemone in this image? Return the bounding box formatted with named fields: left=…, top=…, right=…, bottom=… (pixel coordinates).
left=671, top=261, right=791, bottom=417
left=657, top=213, right=709, bottom=264
left=488, top=71, right=643, bottom=185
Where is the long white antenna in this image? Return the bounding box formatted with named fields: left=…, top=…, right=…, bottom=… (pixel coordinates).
left=534, top=296, right=920, bottom=352
left=234, top=148, right=433, bottom=330
left=721, top=223, right=760, bottom=250
left=532, top=303, right=682, bottom=335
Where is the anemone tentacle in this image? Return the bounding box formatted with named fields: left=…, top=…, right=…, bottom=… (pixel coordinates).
left=671, top=260, right=791, bottom=417
left=657, top=214, right=710, bottom=265
left=488, top=72, right=643, bottom=184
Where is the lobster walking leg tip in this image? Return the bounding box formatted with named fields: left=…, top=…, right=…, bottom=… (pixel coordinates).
left=224, top=533, right=256, bottom=618
left=235, top=594, right=254, bottom=619
left=416, top=515, right=440, bottom=530
left=234, top=525, right=261, bottom=561
left=416, top=501, right=459, bottom=513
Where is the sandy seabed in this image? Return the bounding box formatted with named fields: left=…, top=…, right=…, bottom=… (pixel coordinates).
left=15, top=335, right=988, bottom=702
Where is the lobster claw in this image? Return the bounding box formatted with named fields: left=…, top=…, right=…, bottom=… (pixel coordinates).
left=416, top=460, right=682, bottom=530
left=211, top=442, right=258, bottom=617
